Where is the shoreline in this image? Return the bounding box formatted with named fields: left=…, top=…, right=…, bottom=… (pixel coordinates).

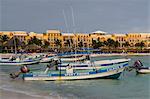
left=0, top=53, right=150, bottom=58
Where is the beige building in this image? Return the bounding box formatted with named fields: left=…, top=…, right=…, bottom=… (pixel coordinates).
left=62, top=33, right=75, bottom=48
left=0, top=31, right=14, bottom=38
left=0, top=30, right=150, bottom=49
left=13, top=31, right=28, bottom=42
left=90, top=31, right=112, bottom=42
left=75, top=33, right=91, bottom=48
left=112, top=34, right=126, bottom=47
left=46, top=30, right=62, bottom=48
left=126, top=33, right=150, bottom=47
left=0, top=31, right=28, bottom=42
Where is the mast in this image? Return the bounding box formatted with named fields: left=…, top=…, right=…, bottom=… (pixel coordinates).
left=13, top=36, right=17, bottom=55
left=62, top=10, right=71, bottom=49
left=70, top=6, right=77, bottom=59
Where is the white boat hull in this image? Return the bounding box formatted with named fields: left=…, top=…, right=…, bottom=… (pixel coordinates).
left=40, top=57, right=53, bottom=63
left=137, top=69, right=150, bottom=74
left=0, top=61, right=39, bottom=66
left=55, top=55, right=87, bottom=62
left=58, top=58, right=130, bottom=70
left=24, top=67, right=125, bottom=81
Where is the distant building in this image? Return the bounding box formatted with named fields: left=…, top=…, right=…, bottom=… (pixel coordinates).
left=0, top=30, right=150, bottom=49
left=46, top=30, right=62, bottom=48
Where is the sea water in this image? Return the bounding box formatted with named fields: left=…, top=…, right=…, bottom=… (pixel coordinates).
left=0, top=55, right=149, bottom=99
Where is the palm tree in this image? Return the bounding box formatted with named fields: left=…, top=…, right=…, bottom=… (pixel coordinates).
left=92, top=40, right=104, bottom=49
left=0, top=35, right=9, bottom=44
left=135, top=41, right=145, bottom=49
left=28, top=36, right=42, bottom=46
left=78, top=41, right=83, bottom=48
left=106, top=38, right=115, bottom=48
left=54, top=39, right=61, bottom=48
left=43, top=40, right=50, bottom=48
left=0, top=35, right=9, bottom=52
left=103, top=41, right=108, bottom=47
left=92, top=39, right=98, bottom=49
left=123, top=41, right=130, bottom=47
left=97, top=41, right=104, bottom=47
left=66, top=39, right=70, bottom=48
left=114, top=41, right=120, bottom=48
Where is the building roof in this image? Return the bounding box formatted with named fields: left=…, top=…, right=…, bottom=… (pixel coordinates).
left=46, top=30, right=61, bottom=34
left=62, top=33, right=75, bottom=36
left=92, top=30, right=107, bottom=34
left=113, top=34, right=126, bottom=37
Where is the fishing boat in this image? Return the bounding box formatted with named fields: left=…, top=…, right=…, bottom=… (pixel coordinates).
left=19, top=58, right=130, bottom=81
left=0, top=56, right=39, bottom=66
left=132, top=60, right=150, bottom=74
left=136, top=67, right=150, bottom=74
left=40, top=54, right=56, bottom=63
left=58, top=58, right=130, bottom=70
left=54, top=54, right=87, bottom=62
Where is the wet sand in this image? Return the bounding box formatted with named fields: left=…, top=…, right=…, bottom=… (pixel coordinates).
left=0, top=89, right=43, bottom=99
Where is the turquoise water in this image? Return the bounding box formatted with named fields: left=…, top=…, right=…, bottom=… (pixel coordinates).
left=0, top=55, right=150, bottom=99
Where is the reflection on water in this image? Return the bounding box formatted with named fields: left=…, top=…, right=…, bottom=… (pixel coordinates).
left=0, top=55, right=150, bottom=99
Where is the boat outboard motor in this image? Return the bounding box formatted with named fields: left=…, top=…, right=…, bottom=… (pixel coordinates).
left=10, top=65, right=30, bottom=79
left=133, top=60, right=143, bottom=69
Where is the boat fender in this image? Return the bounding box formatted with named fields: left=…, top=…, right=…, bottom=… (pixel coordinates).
left=20, top=65, right=30, bottom=73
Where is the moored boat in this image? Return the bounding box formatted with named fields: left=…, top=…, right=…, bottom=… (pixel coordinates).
left=22, top=58, right=130, bottom=81
left=136, top=67, right=150, bottom=74
left=55, top=54, right=87, bottom=62
left=58, top=58, right=130, bottom=70
left=131, top=60, right=150, bottom=74
left=22, top=65, right=126, bottom=81
left=40, top=54, right=56, bottom=63
left=0, top=56, right=39, bottom=66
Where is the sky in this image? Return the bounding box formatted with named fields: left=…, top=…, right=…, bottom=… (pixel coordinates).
left=0, top=0, right=150, bottom=33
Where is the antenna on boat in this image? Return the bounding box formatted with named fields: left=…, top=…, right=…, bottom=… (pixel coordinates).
left=62, top=9, right=72, bottom=49
left=62, top=10, right=69, bottom=33
left=13, top=36, right=17, bottom=55
left=70, top=6, right=77, bottom=59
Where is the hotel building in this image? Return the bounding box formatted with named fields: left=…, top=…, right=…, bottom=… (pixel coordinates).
left=0, top=30, right=150, bottom=48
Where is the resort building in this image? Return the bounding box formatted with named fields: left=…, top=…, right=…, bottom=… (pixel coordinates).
left=13, top=31, right=28, bottom=42
left=46, top=30, right=62, bottom=48
left=62, top=33, right=75, bottom=48
left=126, top=33, right=150, bottom=47
left=0, top=30, right=150, bottom=49
left=112, top=34, right=126, bottom=47
left=28, top=32, right=43, bottom=40
left=75, top=33, right=91, bottom=48
left=0, top=31, right=14, bottom=38
left=90, top=31, right=112, bottom=42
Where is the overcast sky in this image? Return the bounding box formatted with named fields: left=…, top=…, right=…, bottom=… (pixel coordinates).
left=0, top=0, right=149, bottom=33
